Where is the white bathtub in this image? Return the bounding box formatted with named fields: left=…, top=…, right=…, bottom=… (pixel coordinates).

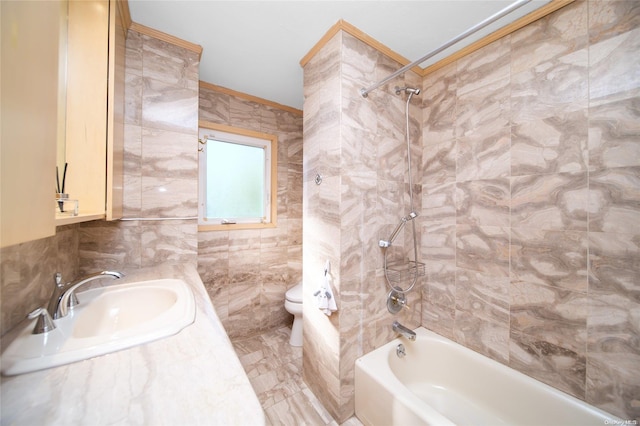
left=355, top=327, right=621, bottom=426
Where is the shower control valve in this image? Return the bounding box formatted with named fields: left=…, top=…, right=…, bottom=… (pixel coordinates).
left=387, top=289, right=409, bottom=314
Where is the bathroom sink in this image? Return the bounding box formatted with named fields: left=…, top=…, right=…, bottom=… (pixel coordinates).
left=1, top=279, right=195, bottom=376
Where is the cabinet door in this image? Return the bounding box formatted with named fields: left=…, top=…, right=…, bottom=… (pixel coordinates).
left=107, top=0, right=126, bottom=220
left=0, top=1, right=61, bottom=247
left=64, top=0, right=109, bottom=216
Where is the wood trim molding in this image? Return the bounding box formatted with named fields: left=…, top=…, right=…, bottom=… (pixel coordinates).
left=300, top=0, right=575, bottom=78
left=198, top=222, right=276, bottom=232
left=198, top=120, right=278, bottom=232
left=123, top=0, right=575, bottom=112
left=300, top=20, right=422, bottom=76
left=199, top=120, right=280, bottom=141
left=421, top=0, right=576, bottom=76
left=118, top=0, right=132, bottom=34
left=129, top=22, right=203, bottom=57
left=338, top=20, right=407, bottom=65
left=299, top=20, right=342, bottom=67
left=199, top=81, right=303, bottom=116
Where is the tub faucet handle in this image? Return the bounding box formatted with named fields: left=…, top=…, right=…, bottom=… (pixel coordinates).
left=390, top=292, right=410, bottom=310
left=387, top=289, right=410, bottom=314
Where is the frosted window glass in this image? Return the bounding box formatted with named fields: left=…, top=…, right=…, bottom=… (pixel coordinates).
left=205, top=140, right=265, bottom=219
left=198, top=124, right=276, bottom=229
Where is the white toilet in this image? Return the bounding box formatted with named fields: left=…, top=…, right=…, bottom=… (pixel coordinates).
left=284, top=282, right=303, bottom=347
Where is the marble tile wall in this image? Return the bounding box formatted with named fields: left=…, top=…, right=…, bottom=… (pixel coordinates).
left=302, top=31, right=343, bottom=421
left=302, top=31, right=423, bottom=422
left=78, top=30, right=200, bottom=273
left=197, top=85, right=303, bottom=339
left=4, top=2, right=636, bottom=421
left=0, top=30, right=199, bottom=337
left=0, top=225, right=79, bottom=336
left=421, top=0, right=639, bottom=420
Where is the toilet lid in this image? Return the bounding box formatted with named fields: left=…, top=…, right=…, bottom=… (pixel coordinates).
left=285, top=283, right=303, bottom=303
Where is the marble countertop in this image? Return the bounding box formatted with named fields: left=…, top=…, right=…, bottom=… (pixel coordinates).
left=0, top=263, right=265, bottom=425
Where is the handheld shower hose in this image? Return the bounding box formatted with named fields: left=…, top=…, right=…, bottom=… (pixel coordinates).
left=382, top=88, right=421, bottom=294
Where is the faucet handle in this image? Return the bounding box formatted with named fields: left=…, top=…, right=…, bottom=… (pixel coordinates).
left=387, top=289, right=410, bottom=314
left=28, top=307, right=56, bottom=334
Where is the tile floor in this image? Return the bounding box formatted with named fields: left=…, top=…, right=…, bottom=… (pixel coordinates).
left=231, top=326, right=363, bottom=426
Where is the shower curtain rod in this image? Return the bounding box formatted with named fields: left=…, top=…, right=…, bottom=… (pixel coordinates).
left=360, top=0, right=532, bottom=98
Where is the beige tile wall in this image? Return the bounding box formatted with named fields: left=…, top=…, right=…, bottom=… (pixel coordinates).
left=2, top=1, right=636, bottom=422
left=302, top=0, right=638, bottom=422
left=197, top=86, right=303, bottom=339
left=0, top=28, right=201, bottom=335
left=0, top=27, right=302, bottom=343
left=78, top=30, right=200, bottom=273
left=0, top=226, right=79, bottom=336
left=302, top=31, right=423, bottom=422
left=421, top=0, right=639, bottom=420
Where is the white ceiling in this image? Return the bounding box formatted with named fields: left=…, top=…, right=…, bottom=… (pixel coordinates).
left=128, top=0, right=551, bottom=110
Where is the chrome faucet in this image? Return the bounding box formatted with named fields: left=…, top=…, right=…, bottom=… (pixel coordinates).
left=47, top=271, right=125, bottom=319
left=392, top=320, right=416, bottom=341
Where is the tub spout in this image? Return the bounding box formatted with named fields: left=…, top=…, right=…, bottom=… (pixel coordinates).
left=392, top=321, right=416, bottom=341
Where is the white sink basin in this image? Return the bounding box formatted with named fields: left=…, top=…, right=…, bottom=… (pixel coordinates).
left=1, top=279, right=195, bottom=376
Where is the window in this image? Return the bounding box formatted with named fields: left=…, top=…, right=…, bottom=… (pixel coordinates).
left=198, top=121, right=277, bottom=230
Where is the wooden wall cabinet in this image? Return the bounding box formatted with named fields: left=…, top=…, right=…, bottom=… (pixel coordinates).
left=107, top=0, right=126, bottom=220
left=1, top=1, right=63, bottom=248
left=58, top=0, right=125, bottom=225
left=0, top=0, right=126, bottom=247
left=62, top=0, right=109, bottom=220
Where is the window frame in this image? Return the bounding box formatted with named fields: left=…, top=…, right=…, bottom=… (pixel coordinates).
left=198, top=120, right=277, bottom=231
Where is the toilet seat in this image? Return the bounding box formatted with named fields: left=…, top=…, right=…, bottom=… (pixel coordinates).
left=285, top=283, right=302, bottom=303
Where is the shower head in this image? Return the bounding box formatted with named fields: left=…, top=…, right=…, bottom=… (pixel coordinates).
left=378, top=212, right=419, bottom=248
left=395, top=86, right=421, bottom=96
left=403, top=211, right=418, bottom=221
